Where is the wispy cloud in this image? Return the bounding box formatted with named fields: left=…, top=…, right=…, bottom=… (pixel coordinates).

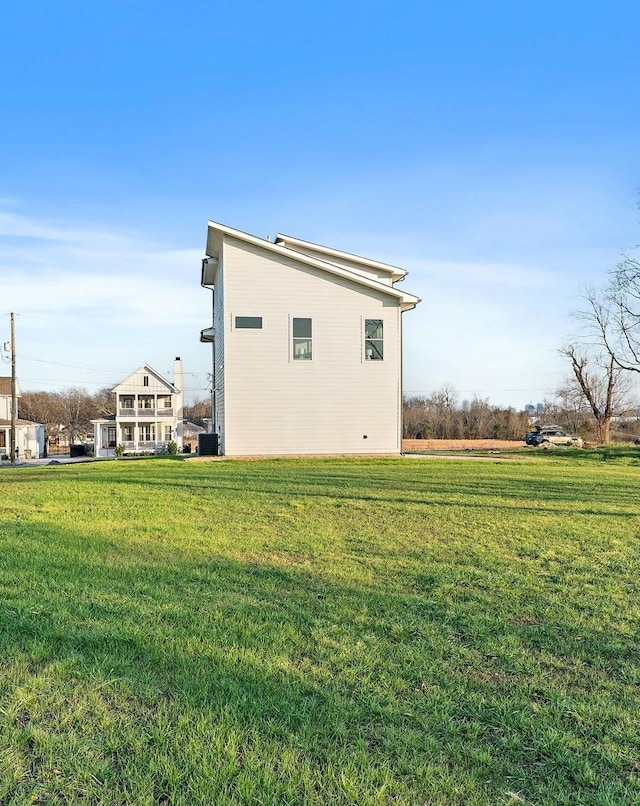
left=1, top=209, right=204, bottom=325
left=1, top=208, right=211, bottom=393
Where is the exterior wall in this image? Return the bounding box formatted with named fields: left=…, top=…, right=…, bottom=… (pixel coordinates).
left=0, top=423, right=44, bottom=460
left=212, top=262, right=226, bottom=454
left=93, top=422, right=117, bottom=457
left=0, top=393, right=18, bottom=421
left=0, top=380, right=22, bottom=421
left=220, top=237, right=403, bottom=455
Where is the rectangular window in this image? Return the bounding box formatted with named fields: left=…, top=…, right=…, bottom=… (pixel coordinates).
left=365, top=319, right=384, bottom=360
left=122, top=396, right=134, bottom=409
left=165, top=425, right=172, bottom=441
left=143, top=375, right=149, bottom=386
left=140, top=395, right=153, bottom=409
left=139, top=424, right=155, bottom=441
left=122, top=425, right=133, bottom=441
left=292, top=318, right=312, bottom=360
left=0, top=431, right=6, bottom=448
left=235, top=316, right=263, bottom=329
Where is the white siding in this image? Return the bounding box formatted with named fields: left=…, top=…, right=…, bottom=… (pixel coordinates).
left=114, top=369, right=174, bottom=395
left=221, top=238, right=402, bottom=455
left=112, top=366, right=182, bottom=450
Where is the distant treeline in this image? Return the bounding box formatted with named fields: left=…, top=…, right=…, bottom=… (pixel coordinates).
left=403, top=390, right=529, bottom=440
left=403, top=388, right=640, bottom=442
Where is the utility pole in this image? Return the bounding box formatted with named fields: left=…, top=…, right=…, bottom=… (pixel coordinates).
left=10, top=313, right=16, bottom=465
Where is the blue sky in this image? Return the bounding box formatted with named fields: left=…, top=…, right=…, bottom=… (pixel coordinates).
left=2, top=0, right=640, bottom=407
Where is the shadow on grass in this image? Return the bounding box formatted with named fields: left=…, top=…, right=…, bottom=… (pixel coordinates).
left=31, top=459, right=640, bottom=521
left=0, top=518, right=638, bottom=804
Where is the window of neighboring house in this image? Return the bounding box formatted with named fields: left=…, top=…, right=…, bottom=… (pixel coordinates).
left=122, top=425, right=133, bottom=442
left=122, top=397, right=134, bottom=409
left=292, top=318, right=312, bottom=360
left=235, top=316, right=263, bottom=329
left=143, top=375, right=149, bottom=386
left=364, top=319, right=384, bottom=360
left=139, top=424, right=155, bottom=442
left=165, top=425, right=172, bottom=441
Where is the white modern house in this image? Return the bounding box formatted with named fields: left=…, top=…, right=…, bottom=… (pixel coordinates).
left=92, top=359, right=184, bottom=457
left=200, top=221, right=420, bottom=456
left=0, top=377, right=45, bottom=460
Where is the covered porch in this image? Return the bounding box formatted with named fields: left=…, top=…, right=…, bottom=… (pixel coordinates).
left=92, top=418, right=177, bottom=457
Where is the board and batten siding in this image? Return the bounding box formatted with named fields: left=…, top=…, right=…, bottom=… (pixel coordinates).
left=221, top=237, right=403, bottom=455
left=115, top=373, right=172, bottom=395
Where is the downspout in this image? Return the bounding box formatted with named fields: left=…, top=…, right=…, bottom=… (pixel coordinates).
left=201, top=260, right=216, bottom=434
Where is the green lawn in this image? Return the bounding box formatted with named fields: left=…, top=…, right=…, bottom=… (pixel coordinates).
left=0, top=455, right=638, bottom=805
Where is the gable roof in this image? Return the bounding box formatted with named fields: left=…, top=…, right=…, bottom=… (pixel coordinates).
left=0, top=377, right=21, bottom=397
left=112, top=364, right=178, bottom=393
left=204, top=221, right=420, bottom=310
left=0, top=418, right=41, bottom=427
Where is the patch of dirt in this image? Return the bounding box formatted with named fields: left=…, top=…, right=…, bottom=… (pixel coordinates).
left=402, top=439, right=524, bottom=452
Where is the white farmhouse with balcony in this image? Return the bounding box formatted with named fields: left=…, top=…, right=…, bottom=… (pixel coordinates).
left=92, top=358, right=184, bottom=457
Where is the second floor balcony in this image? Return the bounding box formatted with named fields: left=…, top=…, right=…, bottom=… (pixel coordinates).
left=118, top=407, right=174, bottom=418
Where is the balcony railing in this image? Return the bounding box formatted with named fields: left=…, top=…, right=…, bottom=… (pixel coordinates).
left=118, top=408, right=174, bottom=417
left=120, top=440, right=170, bottom=452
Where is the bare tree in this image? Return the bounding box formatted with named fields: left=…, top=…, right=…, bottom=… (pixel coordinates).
left=403, top=389, right=529, bottom=440
left=92, top=387, right=115, bottom=417
left=557, top=346, right=634, bottom=443
left=577, top=253, right=640, bottom=375
left=19, top=388, right=105, bottom=446
left=183, top=397, right=210, bottom=427
left=57, top=388, right=96, bottom=444
left=607, top=252, right=640, bottom=372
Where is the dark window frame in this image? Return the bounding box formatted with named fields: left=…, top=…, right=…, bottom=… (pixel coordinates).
left=364, top=319, right=384, bottom=361
left=235, top=316, right=263, bottom=329
left=292, top=317, right=312, bottom=360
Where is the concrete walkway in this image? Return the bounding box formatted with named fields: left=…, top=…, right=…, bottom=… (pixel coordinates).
left=0, top=456, right=96, bottom=468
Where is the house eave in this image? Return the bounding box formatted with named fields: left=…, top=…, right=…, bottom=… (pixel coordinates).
left=206, top=220, right=419, bottom=306
left=274, top=232, right=408, bottom=281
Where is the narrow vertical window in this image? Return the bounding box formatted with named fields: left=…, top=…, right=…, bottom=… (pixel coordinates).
left=143, top=375, right=149, bottom=386
left=365, top=319, right=384, bottom=360
left=292, top=318, right=312, bottom=360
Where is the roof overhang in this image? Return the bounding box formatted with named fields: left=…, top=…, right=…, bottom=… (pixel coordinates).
left=205, top=220, right=420, bottom=308
left=274, top=232, right=408, bottom=282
